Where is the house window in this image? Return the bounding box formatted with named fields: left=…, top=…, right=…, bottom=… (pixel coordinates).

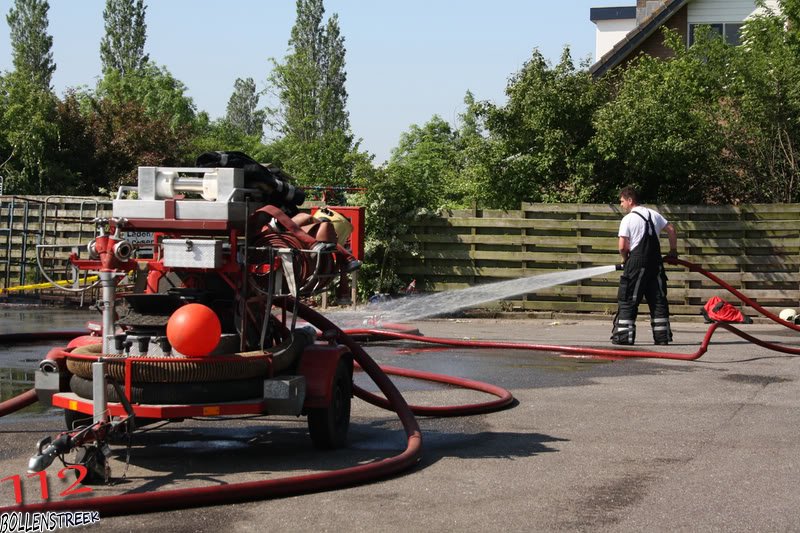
left=688, top=23, right=744, bottom=46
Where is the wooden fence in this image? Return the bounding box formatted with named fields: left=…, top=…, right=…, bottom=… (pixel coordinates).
left=396, top=203, right=800, bottom=317
left=2, top=197, right=799, bottom=317
left=0, top=196, right=108, bottom=302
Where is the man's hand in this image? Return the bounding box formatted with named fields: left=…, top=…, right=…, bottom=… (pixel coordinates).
left=665, top=250, right=679, bottom=262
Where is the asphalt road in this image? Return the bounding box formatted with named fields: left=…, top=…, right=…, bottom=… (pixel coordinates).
left=1, top=316, right=799, bottom=532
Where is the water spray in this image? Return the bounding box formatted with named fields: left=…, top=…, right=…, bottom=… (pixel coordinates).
left=333, top=264, right=618, bottom=328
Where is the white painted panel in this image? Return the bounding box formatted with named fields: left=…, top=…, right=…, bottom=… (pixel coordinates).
left=595, top=18, right=636, bottom=60
left=688, top=0, right=779, bottom=23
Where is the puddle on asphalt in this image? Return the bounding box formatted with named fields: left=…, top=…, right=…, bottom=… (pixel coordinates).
left=1, top=308, right=622, bottom=403
left=0, top=308, right=91, bottom=403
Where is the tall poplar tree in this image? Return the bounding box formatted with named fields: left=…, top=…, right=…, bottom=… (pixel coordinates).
left=93, top=0, right=195, bottom=189
left=2, top=0, right=58, bottom=193
left=225, top=77, right=265, bottom=137
left=319, top=14, right=349, bottom=135
left=100, top=0, right=148, bottom=75
left=269, top=1, right=349, bottom=140
left=6, top=0, right=55, bottom=90
left=268, top=0, right=352, bottom=184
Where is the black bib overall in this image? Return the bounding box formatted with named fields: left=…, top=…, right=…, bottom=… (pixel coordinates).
left=611, top=211, right=672, bottom=345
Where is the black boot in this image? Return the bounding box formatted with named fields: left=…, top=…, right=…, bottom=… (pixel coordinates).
left=652, top=317, right=672, bottom=345
left=611, top=319, right=636, bottom=345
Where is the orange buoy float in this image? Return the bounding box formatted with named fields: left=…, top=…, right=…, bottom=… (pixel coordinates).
left=166, top=303, right=221, bottom=357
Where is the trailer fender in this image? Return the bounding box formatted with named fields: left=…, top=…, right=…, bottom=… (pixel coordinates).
left=298, top=344, right=352, bottom=408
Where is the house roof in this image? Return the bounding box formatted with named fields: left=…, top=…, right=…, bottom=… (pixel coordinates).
left=589, top=0, right=691, bottom=78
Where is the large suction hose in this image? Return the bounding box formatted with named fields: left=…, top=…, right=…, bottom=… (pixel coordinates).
left=355, top=364, right=514, bottom=416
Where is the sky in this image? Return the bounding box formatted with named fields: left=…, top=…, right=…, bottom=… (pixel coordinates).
left=0, top=0, right=628, bottom=164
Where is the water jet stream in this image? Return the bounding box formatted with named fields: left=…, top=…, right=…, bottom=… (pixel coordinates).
left=333, top=265, right=617, bottom=327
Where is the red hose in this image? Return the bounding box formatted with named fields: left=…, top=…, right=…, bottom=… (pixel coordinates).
left=0, top=389, right=38, bottom=417
left=346, top=320, right=800, bottom=361
left=668, top=257, right=800, bottom=331
left=354, top=364, right=514, bottom=416
left=716, top=322, right=800, bottom=355
left=0, top=299, right=514, bottom=517
left=344, top=257, right=800, bottom=362
left=343, top=326, right=718, bottom=361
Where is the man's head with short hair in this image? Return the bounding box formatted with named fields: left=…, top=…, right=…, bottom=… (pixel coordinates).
left=619, top=186, right=640, bottom=203
left=619, top=186, right=640, bottom=213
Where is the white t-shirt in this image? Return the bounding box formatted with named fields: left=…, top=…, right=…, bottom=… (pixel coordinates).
left=618, top=206, right=669, bottom=252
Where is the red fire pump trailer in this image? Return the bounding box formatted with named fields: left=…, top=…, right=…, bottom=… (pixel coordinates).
left=29, top=163, right=360, bottom=482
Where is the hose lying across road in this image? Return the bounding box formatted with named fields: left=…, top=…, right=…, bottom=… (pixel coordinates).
left=0, top=258, right=797, bottom=516
left=347, top=257, right=800, bottom=360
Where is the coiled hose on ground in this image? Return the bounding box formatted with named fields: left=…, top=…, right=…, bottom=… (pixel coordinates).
left=0, top=300, right=512, bottom=516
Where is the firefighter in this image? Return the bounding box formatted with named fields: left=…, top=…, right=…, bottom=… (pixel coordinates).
left=611, top=186, right=679, bottom=345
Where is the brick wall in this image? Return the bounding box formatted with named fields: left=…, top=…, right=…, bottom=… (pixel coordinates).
left=620, top=4, right=688, bottom=69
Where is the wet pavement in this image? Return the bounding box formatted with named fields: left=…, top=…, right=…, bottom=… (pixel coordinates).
left=1, top=310, right=799, bottom=531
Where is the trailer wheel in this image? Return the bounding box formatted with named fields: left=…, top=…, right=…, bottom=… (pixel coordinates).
left=307, top=357, right=352, bottom=450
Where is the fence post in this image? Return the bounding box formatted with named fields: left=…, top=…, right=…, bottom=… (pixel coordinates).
left=521, top=202, right=528, bottom=310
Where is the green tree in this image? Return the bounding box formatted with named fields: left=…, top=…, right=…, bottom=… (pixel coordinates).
left=50, top=92, right=100, bottom=194
left=354, top=115, right=468, bottom=295
left=100, top=0, right=148, bottom=76
left=269, top=0, right=324, bottom=143
left=192, top=112, right=271, bottom=161
left=225, top=77, right=265, bottom=137
left=717, top=0, right=800, bottom=202
left=6, top=0, right=54, bottom=90
left=351, top=163, right=417, bottom=295
left=592, top=30, right=726, bottom=204
left=88, top=62, right=196, bottom=189
left=319, top=14, right=349, bottom=134
left=385, top=116, right=461, bottom=210
left=1, top=0, right=58, bottom=194
left=454, top=90, right=500, bottom=207
left=87, top=96, right=193, bottom=189
left=268, top=0, right=352, bottom=184
left=0, top=74, right=10, bottom=175
left=96, top=62, right=196, bottom=129
left=482, top=48, right=607, bottom=207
